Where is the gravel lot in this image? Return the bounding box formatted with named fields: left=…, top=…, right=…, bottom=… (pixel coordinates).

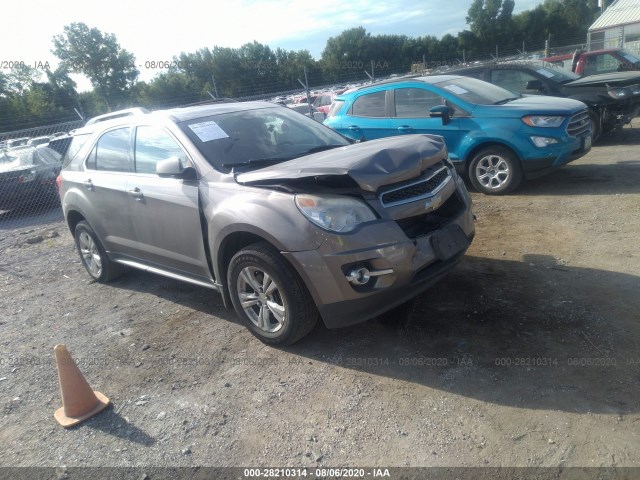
left=1, top=122, right=639, bottom=479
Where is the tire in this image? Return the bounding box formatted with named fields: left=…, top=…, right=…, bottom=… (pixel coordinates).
left=589, top=109, right=601, bottom=142
left=74, top=220, right=123, bottom=283
left=468, top=146, right=522, bottom=195
left=227, top=242, right=318, bottom=345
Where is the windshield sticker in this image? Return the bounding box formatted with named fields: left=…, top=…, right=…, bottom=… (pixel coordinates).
left=188, top=121, right=229, bottom=142
left=537, top=69, right=555, bottom=78
left=443, top=85, right=469, bottom=95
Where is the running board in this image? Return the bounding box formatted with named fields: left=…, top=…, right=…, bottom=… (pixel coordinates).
left=115, top=259, right=219, bottom=290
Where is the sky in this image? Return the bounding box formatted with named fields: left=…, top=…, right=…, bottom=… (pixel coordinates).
left=1, top=0, right=543, bottom=90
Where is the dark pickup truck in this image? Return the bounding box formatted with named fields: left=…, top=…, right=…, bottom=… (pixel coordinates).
left=438, top=60, right=640, bottom=140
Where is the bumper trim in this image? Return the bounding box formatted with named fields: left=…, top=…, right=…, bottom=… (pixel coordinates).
left=318, top=247, right=469, bottom=329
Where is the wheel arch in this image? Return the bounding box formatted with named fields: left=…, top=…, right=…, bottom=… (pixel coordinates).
left=214, top=230, right=282, bottom=309
left=462, top=141, right=523, bottom=174
left=66, top=209, right=87, bottom=236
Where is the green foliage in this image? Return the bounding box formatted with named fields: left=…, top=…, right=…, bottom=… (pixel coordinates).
left=52, top=22, right=139, bottom=110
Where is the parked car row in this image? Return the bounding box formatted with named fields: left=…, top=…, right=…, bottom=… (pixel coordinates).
left=437, top=60, right=640, bottom=141
left=24, top=62, right=640, bottom=345
left=0, top=145, right=63, bottom=210
left=323, top=74, right=592, bottom=194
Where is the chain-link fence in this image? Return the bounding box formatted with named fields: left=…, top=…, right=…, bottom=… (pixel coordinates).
left=0, top=33, right=604, bottom=231
left=0, top=120, right=86, bottom=231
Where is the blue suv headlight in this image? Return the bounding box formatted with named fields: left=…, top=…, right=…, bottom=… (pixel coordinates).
left=522, top=115, right=565, bottom=128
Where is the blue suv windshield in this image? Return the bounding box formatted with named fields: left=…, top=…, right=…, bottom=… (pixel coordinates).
left=433, top=77, right=520, bottom=105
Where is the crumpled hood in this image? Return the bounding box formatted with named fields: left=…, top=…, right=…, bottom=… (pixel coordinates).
left=565, top=71, right=640, bottom=86
left=235, top=135, right=447, bottom=192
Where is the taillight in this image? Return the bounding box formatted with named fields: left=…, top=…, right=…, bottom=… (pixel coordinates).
left=56, top=175, right=62, bottom=192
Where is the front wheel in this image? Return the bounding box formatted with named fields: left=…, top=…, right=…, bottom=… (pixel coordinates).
left=468, top=146, right=522, bottom=195
left=227, top=242, right=318, bottom=345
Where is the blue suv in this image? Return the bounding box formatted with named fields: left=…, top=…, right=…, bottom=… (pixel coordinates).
left=324, top=75, right=592, bottom=194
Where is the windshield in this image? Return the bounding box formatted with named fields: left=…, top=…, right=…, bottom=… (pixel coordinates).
left=621, top=50, right=640, bottom=64
left=434, top=77, right=520, bottom=105
left=179, top=106, right=349, bottom=168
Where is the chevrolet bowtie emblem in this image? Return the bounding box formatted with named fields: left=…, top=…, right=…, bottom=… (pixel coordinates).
left=427, top=195, right=443, bottom=210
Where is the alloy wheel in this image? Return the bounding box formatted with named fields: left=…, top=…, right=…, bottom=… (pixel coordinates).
left=236, top=266, right=286, bottom=333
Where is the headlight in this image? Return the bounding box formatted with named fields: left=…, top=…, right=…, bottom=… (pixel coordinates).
left=522, top=115, right=565, bottom=128
left=295, top=194, right=376, bottom=233
left=608, top=87, right=629, bottom=99
left=628, top=84, right=640, bottom=95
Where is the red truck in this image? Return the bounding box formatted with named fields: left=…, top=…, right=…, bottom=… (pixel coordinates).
left=544, top=48, right=640, bottom=77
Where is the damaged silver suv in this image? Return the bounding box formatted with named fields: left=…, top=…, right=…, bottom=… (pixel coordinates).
left=59, top=102, right=475, bottom=345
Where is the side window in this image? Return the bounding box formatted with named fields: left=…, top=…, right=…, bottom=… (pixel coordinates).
left=394, top=88, right=442, bottom=117
left=95, top=128, right=131, bottom=172
left=351, top=91, right=386, bottom=117
left=134, top=126, right=187, bottom=174
left=85, top=145, right=97, bottom=170
left=490, top=69, right=538, bottom=94
left=584, top=54, right=619, bottom=75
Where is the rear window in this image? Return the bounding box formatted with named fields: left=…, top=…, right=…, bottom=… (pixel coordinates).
left=62, top=133, right=91, bottom=168
left=327, top=100, right=344, bottom=118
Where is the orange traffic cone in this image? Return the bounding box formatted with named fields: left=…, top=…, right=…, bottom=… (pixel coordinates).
left=53, top=344, right=109, bottom=427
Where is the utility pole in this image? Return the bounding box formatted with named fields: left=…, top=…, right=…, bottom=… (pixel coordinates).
left=298, top=67, right=312, bottom=117
left=211, top=75, right=219, bottom=99
left=364, top=60, right=375, bottom=83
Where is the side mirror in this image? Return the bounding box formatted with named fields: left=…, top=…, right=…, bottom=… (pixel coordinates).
left=429, top=105, right=451, bottom=125
left=525, top=79, right=544, bottom=91
left=156, top=156, right=196, bottom=179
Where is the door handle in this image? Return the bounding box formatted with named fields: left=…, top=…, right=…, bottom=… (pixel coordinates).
left=347, top=125, right=361, bottom=131
left=397, top=126, right=413, bottom=132
left=127, top=187, right=144, bottom=200
left=83, top=180, right=93, bottom=190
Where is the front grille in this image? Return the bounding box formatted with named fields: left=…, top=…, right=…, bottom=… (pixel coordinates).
left=395, top=192, right=465, bottom=239
left=567, top=109, right=591, bottom=137
left=379, top=166, right=450, bottom=207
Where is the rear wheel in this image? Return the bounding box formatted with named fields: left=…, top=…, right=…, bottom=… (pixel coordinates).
left=74, top=221, right=123, bottom=282
left=228, top=242, right=318, bottom=345
left=468, top=146, right=522, bottom=195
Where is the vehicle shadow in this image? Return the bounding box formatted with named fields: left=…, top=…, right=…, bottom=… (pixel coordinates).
left=0, top=202, right=63, bottom=231
left=285, top=254, right=640, bottom=414
left=107, top=269, right=240, bottom=325
left=104, top=255, right=640, bottom=414
left=517, top=160, right=640, bottom=195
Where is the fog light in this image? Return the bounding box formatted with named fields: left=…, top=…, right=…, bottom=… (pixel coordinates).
left=346, top=266, right=371, bottom=286
left=530, top=136, right=559, bottom=147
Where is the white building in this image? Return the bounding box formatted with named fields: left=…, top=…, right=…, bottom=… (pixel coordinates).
left=588, top=0, right=640, bottom=53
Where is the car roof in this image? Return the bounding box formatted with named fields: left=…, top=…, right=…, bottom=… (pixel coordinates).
left=69, top=101, right=283, bottom=136
left=341, top=75, right=465, bottom=95
left=84, top=107, right=150, bottom=126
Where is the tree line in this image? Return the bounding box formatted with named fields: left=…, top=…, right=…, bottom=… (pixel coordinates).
left=0, top=0, right=600, bottom=132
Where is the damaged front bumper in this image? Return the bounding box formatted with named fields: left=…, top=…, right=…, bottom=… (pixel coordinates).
left=282, top=188, right=475, bottom=329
